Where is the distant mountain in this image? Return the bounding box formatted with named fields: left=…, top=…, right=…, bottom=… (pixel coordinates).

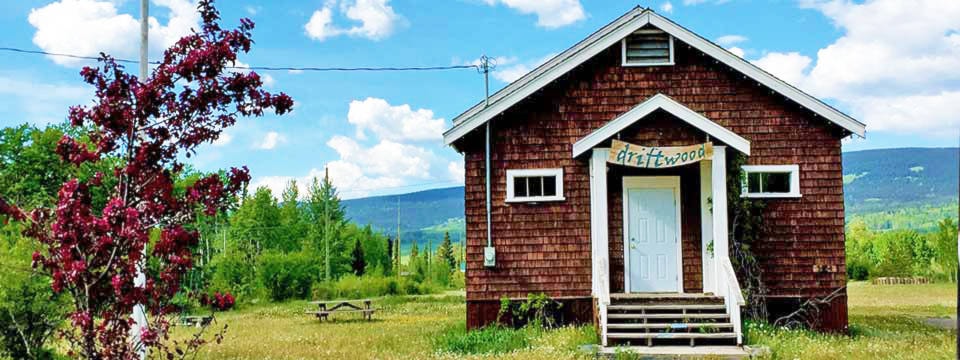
left=342, top=186, right=465, bottom=250
left=842, top=147, right=959, bottom=214
left=342, top=148, right=960, bottom=248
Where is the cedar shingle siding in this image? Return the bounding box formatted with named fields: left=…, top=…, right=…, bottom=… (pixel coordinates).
left=458, top=41, right=848, bottom=331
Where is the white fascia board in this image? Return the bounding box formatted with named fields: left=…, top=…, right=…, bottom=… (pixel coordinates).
left=647, top=13, right=866, bottom=137
left=572, top=94, right=751, bottom=157
left=443, top=9, right=866, bottom=146
left=442, top=8, right=651, bottom=145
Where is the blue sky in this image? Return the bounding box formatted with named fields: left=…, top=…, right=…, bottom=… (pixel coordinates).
left=0, top=0, right=958, bottom=198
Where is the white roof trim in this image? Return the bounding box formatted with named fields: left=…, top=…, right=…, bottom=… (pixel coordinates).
left=572, top=93, right=751, bottom=157
left=443, top=8, right=865, bottom=146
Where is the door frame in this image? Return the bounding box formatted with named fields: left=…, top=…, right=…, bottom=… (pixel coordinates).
left=622, top=176, right=683, bottom=293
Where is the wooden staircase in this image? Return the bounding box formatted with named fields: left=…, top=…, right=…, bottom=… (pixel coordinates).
left=604, top=293, right=738, bottom=347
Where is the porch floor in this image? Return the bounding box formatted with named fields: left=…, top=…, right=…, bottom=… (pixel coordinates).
left=610, top=292, right=717, bottom=299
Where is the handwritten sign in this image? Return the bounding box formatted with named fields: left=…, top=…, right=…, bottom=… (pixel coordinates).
left=607, top=140, right=713, bottom=168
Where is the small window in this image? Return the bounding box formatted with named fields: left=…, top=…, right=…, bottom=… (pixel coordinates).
left=741, top=165, right=801, bottom=198
left=622, top=28, right=674, bottom=66
left=506, top=169, right=565, bottom=203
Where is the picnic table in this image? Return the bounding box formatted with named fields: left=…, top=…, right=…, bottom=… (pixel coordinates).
left=178, top=315, right=213, bottom=328
left=306, top=299, right=375, bottom=321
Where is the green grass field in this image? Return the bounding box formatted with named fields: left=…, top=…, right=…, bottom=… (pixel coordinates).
left=175, top=283, right=957, bottom=359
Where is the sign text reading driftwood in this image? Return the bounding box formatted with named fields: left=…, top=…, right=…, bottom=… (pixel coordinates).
left=608, top=140, right=713, bottom=168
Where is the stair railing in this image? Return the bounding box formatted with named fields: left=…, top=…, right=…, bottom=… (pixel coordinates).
left=715, top=256, right=745, bottom=345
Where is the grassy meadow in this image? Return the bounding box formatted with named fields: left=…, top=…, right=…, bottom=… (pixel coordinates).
left=173, top=283, right=957, bottom=359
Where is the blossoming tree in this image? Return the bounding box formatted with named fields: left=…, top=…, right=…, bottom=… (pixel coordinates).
left=0, top=0, right=293, bottom=358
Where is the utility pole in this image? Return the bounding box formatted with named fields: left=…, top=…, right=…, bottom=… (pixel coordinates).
left=396, top=196, right=401, bottom=275
left=132, top=0, right=148, bottom=358
left=480, top=55, right=496, bottom=268
left=324, top=167, right=331, bottom=282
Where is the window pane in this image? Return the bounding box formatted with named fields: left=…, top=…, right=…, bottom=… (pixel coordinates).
left=542, top=176, right=557, bottom=197
left=747, top=172, right=762, bottom=193
left=528, top=177, right=543, bottom=197
left=764, top=172, right=791, bottom=193
left=513, top=177, right=527, bottom=197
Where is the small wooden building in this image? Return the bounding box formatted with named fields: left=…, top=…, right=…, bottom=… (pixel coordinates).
left=444, top=7, right=864, bottom=347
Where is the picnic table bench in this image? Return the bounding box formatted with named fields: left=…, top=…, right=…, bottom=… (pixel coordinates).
left=178, top=315, right=213, bottom=328
left=305, top=299, right=375, bottom=321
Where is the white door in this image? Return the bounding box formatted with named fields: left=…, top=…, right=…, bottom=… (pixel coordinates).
left=625, top=182, right=680, bottom=292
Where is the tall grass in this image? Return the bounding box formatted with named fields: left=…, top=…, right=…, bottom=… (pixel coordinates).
left=434, top=321, right=538, bottom=355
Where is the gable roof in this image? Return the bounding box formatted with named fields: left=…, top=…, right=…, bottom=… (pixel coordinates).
left=443, top=7, right=866, bottom=146
left=572, top=93, right=751, bottom=157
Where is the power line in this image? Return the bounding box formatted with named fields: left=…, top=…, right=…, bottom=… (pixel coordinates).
left=0, top=46, right=479, bottom=72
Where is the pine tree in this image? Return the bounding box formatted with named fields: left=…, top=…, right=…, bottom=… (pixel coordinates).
left=437, top=231, right=456, bottom=269
left=305, top=170, right=347, bottom=281
left=279, top=179, right=305, bottom=252
left=351, top=237, right=366, bottom=276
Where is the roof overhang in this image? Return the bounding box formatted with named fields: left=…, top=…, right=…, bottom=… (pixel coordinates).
left=444, top=7, right=866, bottom=147
left=572, top=93, right=750, bottom=157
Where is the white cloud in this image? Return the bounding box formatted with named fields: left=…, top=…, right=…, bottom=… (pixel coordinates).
left=0, top=75, right=90, bottom=126
left=327, top=136, right=433, bottom=178
left=304, top=0, right=402, bottom=41
left=482, top=0, right=585, bottom=29
left=347, top=97, right=445, bottom=142
left=749, top=0, right=960, bottom=135
left=305, top=7, right=338, bottom=41
left=448, top=161, right=465, bottom=183
left=28, top=0, right=200, bottom=67
left=256, top=131, right=286, bottom=150
left=251, top=97, right=456, bottom=199
left=212, top=132, right=233, bottom=147
left=727, top=46, right=745, bottom=58
left=660, top=2, right=674, bottom=13
left=716, top=34, right=747, bottom=46
left=244, top=5, right=260, bottom=15
left=752, top=51, right=811, bottom=86
left=249, top=165, right=405, bottom=200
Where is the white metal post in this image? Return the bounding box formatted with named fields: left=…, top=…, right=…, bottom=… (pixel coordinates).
left=132, top=0, right=149, bottom=358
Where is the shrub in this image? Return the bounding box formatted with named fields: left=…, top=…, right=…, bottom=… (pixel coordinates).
left=311, top=275, right=404, bottom=300
left=0, top=274, right=66, bottom=360
left=209, top=253, right=259, bottom=299
left=497, top=293, right=564, bottom=328
left=199, top=291, right=236, bottom=311
left=434, top=321, right=536, bottom=355
left=259, top=252, right=318, bottom=301
left=846, top=259, right=870, bottom=281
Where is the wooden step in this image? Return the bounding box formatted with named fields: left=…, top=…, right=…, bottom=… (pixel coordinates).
left=608, top=313, right=729, bottom=320
left=606, top=332, right=737, bottom=340
left=610, top=293, right=720, bottom=300
left=608, top=304, right=726, bottom=311
left=606, top=322, right=734, bottom=330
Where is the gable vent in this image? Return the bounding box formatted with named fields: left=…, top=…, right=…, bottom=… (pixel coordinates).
left=622, top=28, right=674, bottom=66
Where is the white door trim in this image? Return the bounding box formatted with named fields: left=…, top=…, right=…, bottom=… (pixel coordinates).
left=622, top=176, right=683, bottom=293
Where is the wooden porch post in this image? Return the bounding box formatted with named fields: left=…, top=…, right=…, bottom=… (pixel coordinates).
left=589, top=148, right=610, bottom=346
left=700, top=159, right=716, bottom=294
left=711, top=147, right=729, bottom=290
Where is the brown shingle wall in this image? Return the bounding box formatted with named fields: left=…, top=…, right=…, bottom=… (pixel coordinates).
left=459, top=40, right=848, bottom=327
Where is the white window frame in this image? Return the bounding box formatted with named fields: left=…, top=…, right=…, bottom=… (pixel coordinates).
left=741, top=165, right=801, bottom=198
left=506, top=168, right=565, bottom=203
left=621, top=34, right=675, bottom=67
